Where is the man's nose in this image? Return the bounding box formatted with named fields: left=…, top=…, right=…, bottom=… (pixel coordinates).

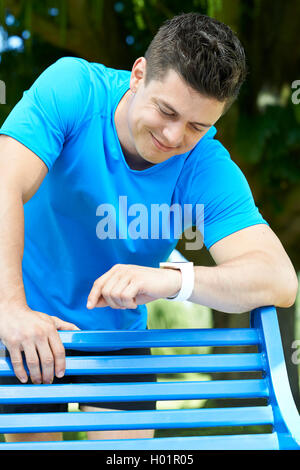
left=161, top=121, right=185, bottom=147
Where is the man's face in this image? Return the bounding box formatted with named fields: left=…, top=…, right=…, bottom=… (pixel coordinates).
left=121, top=58, right=226, bottom=167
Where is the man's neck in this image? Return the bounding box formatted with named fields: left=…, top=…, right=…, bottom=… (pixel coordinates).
left=114, top=90, right=154, bottom=171
left=120, top=145, right=154, bottom=171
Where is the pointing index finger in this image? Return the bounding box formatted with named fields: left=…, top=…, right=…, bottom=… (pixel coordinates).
left=86, top=274, right=109, bottom=309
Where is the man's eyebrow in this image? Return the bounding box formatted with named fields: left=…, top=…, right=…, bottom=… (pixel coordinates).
left=155, top=98, right=212, bottom=127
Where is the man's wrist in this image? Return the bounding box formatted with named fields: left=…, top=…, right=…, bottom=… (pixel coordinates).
left=159, top=262, right=194, bottom=302
left=0, top=299, right=30, bottom=316
left=162, top=268, right=182, bottom=299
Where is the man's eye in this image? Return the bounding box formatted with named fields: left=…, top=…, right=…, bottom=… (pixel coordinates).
left=159, top=108, right=175, bottom=117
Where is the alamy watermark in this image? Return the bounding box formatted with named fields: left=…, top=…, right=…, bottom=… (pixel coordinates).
left=0, top=80, right=6, bottom=104
left=95, top=196, right=205, bottom=251
left=291, top=80, right=300, bottom=105
left=291, top=339, right=300, bottom=365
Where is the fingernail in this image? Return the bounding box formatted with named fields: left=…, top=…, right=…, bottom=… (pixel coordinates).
left=56, top=371, right=64, bottom=378
left=20, top=376, right=27, bottom=383
left=86, top=300, right=92, bottom=308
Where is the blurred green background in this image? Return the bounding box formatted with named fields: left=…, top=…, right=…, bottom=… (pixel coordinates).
left=0, top=0, right=299, bottom=441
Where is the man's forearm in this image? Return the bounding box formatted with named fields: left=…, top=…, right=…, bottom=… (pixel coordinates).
left=189, top=251, right=297, bottom=313
left=0, top=188, right=27, bottom=311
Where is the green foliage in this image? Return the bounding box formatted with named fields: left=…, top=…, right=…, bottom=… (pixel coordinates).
left=92, top=0, right=104, bottom=24
left=294, top=101, right=300, bottom=124
left=235, top=101, right=300, bottom=213
left=0, top=0, right=5, bottom=26
left=148, top=298, right=212, bottom=329
left=206, top=0, right=222, bottom=18
left=116, top=0, right=210, bottom=54
left=24, top=0, right=33, bottom=53
left=59, top=0, right=67, bottom=47
left=156, top=424, right=273, bottom=438
left=63, top=431, right=87, bottom=441
left=148, top=299, right=212, bottom=356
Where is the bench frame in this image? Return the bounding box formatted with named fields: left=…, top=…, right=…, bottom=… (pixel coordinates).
left=0, top=305, right=299, bottom=450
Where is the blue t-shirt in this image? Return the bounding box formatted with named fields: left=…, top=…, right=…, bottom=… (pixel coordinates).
left=0, top=57, right=268, bottom=331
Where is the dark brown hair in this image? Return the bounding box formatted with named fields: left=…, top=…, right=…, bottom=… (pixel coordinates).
left=144, top=12, right=247, bottom=109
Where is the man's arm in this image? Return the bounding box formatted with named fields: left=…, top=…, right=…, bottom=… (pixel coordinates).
left=188, top=224, right=298, bottom=313
left=87, top=224, right=298, bottom=313
left=0, top=135, right=78, bottom=385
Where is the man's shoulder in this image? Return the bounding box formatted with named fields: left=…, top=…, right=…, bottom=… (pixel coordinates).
left=46, top=56, right=92, bottom=80
left=176, top=127, right=240, bottom=196
left=184, top=127, right=231, bottom=169
left=47, top=56, right=130, bottom=87
left=42, top=57, right=130, bottom=118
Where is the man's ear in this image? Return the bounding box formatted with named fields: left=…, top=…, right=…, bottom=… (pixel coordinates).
left=130, top=57, right=147, bottom=92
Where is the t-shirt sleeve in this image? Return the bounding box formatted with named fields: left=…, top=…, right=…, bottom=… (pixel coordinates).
left=178, top=138, right=269, bottom=251
left=0, top=57, right=91, bottom=170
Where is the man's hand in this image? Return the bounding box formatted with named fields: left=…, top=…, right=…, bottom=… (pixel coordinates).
left=0, top=306, right=79, bottom=384
left=86, top=264, right=182, bottom=310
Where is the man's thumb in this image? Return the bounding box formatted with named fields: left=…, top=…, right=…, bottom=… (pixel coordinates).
left=52, top=316, right=80, bottom=331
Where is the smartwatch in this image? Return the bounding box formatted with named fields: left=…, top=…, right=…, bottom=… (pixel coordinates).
left=159, top=261, right=194, bottom=302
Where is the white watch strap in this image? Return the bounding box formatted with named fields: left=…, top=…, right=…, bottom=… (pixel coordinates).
left=159, top=262, right=194, bottom=302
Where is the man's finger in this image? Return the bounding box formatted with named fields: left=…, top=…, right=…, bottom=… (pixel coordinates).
left=52, top=316, right=80, bottom=331
left=8, top=347, right=28, bottom=384
left=118, top=281, right=138, bottom=308
left=88, top=276, right=129, bottom=309
left=103, top=276, right=132, bottom=309
left=36, top=338, right=55, bottom=384
left=49, top=332, right=66, bottom=379
left=22, top=342, right=42, bottom=385
left=86, top=281, right=104, bottom=308
left=86, top=271, right=114, bottom=308
left=93, top=295, right=108, bottom=308
left=49, top=317, right=79, bottom=379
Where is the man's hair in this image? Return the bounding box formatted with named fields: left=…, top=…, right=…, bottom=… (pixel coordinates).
left=144, top=12, right=247, bottom=109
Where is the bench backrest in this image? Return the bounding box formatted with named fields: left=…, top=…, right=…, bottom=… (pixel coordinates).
left=0, top=305, right=299, bottom=450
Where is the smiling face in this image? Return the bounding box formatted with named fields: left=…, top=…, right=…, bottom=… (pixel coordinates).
left=115, top=57, right=226, bottom=169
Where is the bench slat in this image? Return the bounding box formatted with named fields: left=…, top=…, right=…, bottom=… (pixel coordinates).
left=0, top=405, right=274, bottom=434
left=0, top=379, right=269, bottom=404
left=0, top=433, right=279, bottom=450
left=0, top=353, right=264, bottom=376
left=20, top=328, right=258, bottom=349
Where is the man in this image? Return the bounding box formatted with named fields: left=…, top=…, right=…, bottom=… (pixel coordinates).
left=0, top=12, right=298, bottom=443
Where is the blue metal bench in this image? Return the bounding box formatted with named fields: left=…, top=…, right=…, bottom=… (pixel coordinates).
left=0, top=305, right=299, bottom=450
